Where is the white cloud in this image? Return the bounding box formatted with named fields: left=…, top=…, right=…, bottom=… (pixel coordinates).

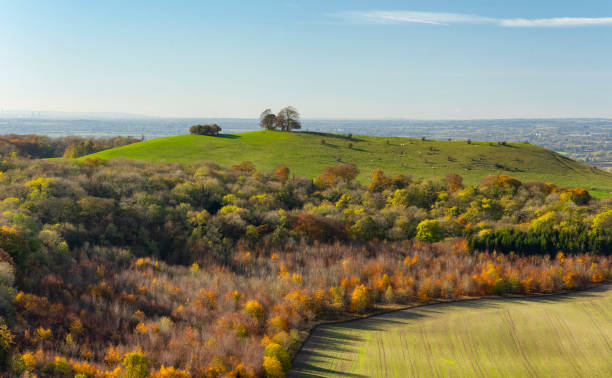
left=341, top=11, right=612, bottom=27
left=500, top=17, right=612, bottom=27
left=342, top=11, right=493, bottom=25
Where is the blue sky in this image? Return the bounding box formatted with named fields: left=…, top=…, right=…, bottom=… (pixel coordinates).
left=1, top=0, right=611, bottom=119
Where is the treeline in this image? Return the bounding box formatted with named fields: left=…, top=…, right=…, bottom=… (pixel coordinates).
left=469, top=225, right=612, bottom=256
left=0, top=134, right=141, bottom=159
left=0, top=158, right=609, bottom=273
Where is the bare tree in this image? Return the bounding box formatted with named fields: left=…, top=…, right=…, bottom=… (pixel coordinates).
left=276, top=106, right=301, bottom=132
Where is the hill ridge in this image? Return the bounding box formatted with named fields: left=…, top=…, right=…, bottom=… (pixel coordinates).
left=82, top=131, right=612, bottom=193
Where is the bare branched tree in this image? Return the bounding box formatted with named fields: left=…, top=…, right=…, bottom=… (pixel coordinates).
left=276, top=106, right=301, bottom=132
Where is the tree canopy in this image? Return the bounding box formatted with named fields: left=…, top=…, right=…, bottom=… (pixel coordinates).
left=259, top=109, right=277, bottom=130
left=259, top=107, right=301, bottom=131
left=189, top=124, right=222, bottom=136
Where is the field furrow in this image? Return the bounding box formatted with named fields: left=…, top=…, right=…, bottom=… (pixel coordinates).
left=291, top=285, right=612, bottom=377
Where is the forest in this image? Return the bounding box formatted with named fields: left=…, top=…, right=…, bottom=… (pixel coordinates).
left=0, top=155, right=610, bottom=377
left=0, top=134, right=141, bottom=159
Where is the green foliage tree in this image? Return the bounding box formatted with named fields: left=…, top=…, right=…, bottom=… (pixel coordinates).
left=123, top=350, right=150, bottom=378
left=259, top=109, right=278, bottom=130
left=0, top=318, right=13, bottom=371
left=189, top=124, right=222, bottom=136
left=415, top=219, right=444, bottom=243
left=264, top=342, right=291, bottom=372
left=592, top=210, right=612, bottom=233
left=351, top=216, right=379, bottom=241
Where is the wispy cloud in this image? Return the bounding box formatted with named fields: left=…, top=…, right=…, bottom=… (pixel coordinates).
left=500, top=17, right=612, bottom=27
left=342, top=11, right=493, bottom=26
left=340, top=11, right=612, bottom=27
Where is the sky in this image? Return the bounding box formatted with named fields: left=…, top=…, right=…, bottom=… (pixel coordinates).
left=1, top=0, right=611, bottom=119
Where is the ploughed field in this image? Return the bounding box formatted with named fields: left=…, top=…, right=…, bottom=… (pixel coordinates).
left=81, top=131, right=612, bottom=194
left=291, top=284, right=612, bottom=377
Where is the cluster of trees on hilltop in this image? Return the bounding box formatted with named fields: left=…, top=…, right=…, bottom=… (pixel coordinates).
left=259, top=106, right=301, bottom=131
left=189, top=124, right=222, bottom=136
left=0, top=156, right=610, bottom=376
left=0, top=134, right=141, bottom=158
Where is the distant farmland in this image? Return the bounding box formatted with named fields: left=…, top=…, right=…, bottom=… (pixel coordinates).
left=291, top=285, right=612, bottom=377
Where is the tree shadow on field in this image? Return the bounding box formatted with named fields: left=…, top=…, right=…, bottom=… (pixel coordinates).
left=299, top=131, right=366, bottom=143
left=290, top=367, right=368, bottom=378
left=501, top=285, right=608, bottom=306
left=216, top=134, right=241, bottom=139
left=321, top=143, right=340, bottom=149
left=290, top=328, right=368, bottom=377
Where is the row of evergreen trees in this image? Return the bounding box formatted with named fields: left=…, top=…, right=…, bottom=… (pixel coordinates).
left=468, top=225, right=612, bottom=255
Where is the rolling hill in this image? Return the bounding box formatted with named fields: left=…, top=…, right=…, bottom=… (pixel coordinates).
left=82, top=131, right=612, bottom=193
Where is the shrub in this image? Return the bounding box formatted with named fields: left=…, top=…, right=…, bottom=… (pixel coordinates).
left=368, top=169, right=392, bottom=192
left=561, top=188, right=592, bottom=205
left=292, top=214, right=345, bottom=242
left=315, top=163, right=359, bottom=187
left=273, top=165, right=290, bottom=181
left=42, top=356, right=71, bottom=376
left=230, top=161, right=256, bottom=174
left=153, top=365, right=191, bottom=377
left=445, top=173, right=463, bottom=192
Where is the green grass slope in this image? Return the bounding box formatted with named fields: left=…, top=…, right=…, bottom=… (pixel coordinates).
left=83, top=131, right=612, bottom=192
left=291, top=285, right=612, bottom=377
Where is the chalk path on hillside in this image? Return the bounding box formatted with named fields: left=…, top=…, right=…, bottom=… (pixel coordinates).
left=290, top=285, right=612, bottom=377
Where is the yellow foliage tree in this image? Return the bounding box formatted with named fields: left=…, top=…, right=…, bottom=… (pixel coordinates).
left=350, top=284, right=371, bottom=313
left=152, top=365, right=191, bottom=377
left=264, top=342, right=291, bottom=371
left=262, top=356, right=284, bottom=378
left=244, top=300, right=264, bottom=319
left=123, top=350, right=150, bottom=378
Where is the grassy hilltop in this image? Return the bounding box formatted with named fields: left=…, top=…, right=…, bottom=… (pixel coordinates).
left=83, top=131, right=612, bottom=193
